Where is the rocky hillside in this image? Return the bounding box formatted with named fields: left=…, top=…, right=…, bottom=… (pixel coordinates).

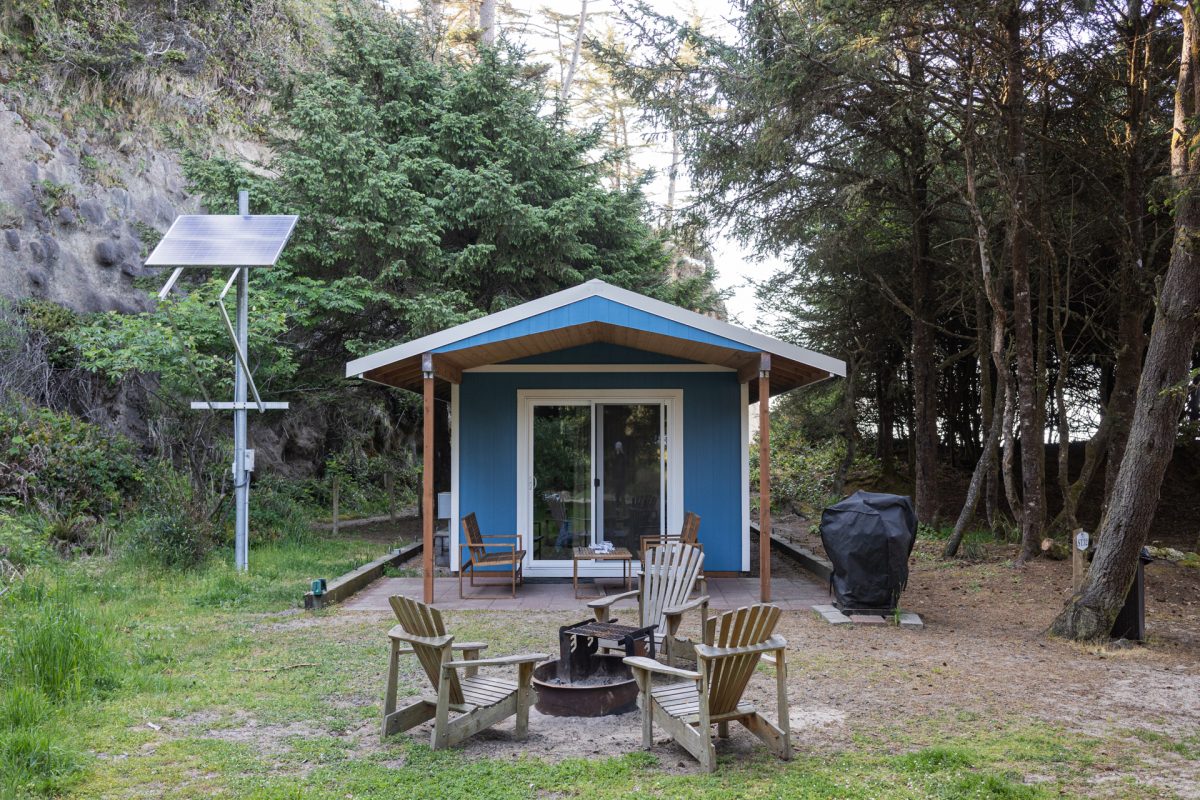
left=0, top=0, right=328, bottom=313
left=0, top=93, right=195, bottom=314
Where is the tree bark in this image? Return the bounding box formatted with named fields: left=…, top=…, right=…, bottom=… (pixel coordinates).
left=1104, top=0, right=1157, bottom=510
left=1051, top=3, right=1200, bottom=641
left=945, top=380, right=1006, bottom=557
left=480, top=0, right=497, bottom=46
left=559, top=0, right=589, bottom=104
left=1002, top=2, right=1045, bottom=564
left=907, top=40, right=939, bottom=525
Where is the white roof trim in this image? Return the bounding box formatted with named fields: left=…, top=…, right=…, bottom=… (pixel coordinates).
left=345, top=279, right=846, bottom=378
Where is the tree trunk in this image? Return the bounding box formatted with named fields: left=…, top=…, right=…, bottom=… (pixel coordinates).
left=833, top=358, right=858, bottom=495
left=907, top=42, right=939, bottom=525
left=480, top=0, right=497, bottom=45
left=1001, top=381, right=1022, bottom=527
left=665, top=129, right=680, bottom=227
left=945, top=380, right=1006, bottom=557
left=1002, top=2, right=1045, bottom=564
left=559, top=0, right=589, bottom=104
left=877, top=356, right=896, bottom=473
left=1051, top=4, right=1200, bottom=640
left=1104, top=0, right=1157, bottom=511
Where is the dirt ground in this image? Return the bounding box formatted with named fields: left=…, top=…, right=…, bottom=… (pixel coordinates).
left=360, top=531, right=1199, bottom=794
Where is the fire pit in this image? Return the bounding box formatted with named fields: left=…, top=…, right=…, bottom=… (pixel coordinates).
left=531, top=619, right=657, bottom=717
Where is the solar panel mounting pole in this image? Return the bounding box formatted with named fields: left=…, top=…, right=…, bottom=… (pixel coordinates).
left=147, top=194, right=297, bottom=574
left=233, top=189, right=250, bottom=571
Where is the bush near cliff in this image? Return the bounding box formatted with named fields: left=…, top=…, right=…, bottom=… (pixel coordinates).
left=0, top=403, right=142, bottom=519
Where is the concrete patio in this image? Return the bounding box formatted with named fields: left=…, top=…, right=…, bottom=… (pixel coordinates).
left=341, top=573, right=829, bottom=612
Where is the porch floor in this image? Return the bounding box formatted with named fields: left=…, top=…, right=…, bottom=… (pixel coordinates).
left=341, top=573, right=828, bottom=612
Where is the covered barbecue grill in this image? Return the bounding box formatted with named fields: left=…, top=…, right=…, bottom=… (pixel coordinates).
left=820, top=491, right=917, bottom=613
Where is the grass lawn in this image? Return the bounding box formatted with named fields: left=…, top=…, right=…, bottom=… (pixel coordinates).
left=2, top=532, right=1196, bottom=799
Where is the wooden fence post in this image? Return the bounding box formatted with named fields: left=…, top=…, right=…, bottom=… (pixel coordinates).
left=331, top=474, right=340, bottom=535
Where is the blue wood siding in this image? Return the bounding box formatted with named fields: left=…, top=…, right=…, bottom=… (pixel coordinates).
left=458, top=369, right=745, bottom=573
left=436, top=297, right=755, bottom=355
left=505, top=342, right=701, bottom=365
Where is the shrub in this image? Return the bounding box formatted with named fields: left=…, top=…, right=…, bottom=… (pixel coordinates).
left=0, top=403, right=143, bottom=518
left=247, top=475, right=317, bottom=543
left=126, top=507, right=218, bottom=569
left=121, top=463, right=222, bottom=568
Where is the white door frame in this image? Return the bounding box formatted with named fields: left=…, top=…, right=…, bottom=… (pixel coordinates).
left=516, top=388, right=683, bottom=578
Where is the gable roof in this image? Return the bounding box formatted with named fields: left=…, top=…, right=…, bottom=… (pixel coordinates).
left=345, top=279, right=845, bottom=400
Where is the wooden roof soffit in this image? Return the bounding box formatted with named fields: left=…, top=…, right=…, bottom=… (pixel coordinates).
left=737, top=353, right=771, bottom=385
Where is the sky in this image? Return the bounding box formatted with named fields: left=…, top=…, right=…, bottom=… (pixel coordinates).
left=390, top=0, right=783, bottom=328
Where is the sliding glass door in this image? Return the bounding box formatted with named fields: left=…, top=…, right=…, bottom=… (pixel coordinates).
left=595, top=403, right=665, bottom=555
left=519, top=391, right=679, bottom=574
left=531, top=403, right=593, bottom=561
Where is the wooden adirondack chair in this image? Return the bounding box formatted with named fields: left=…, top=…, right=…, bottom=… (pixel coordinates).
left=624, top=604, right=790, bottom=772
left=382, top=595, right=548, bottom=749
left=459, top=512, right=525, bottom=598
left=639, top=511, right=700, bottom=553
left=587, top=541, right=707, bottom=665
left=639, top=512, right=704, bottom=593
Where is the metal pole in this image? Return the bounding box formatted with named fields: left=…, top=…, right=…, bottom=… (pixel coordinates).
left=234, top=189, right=250, bottom=571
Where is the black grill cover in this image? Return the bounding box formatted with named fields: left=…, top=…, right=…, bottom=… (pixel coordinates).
left=820, top=491, right=917, bottom=612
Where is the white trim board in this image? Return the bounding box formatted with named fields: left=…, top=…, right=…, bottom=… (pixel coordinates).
left=346, top=279, right=847, bottom=378
left=740, top=381, right=750, bottom=573
left=450, top=382, right=461, bottom=573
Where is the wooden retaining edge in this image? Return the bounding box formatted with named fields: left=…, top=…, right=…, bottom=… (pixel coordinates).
left=304, top=540, right=422, bottom=610
left=752, top=521, right=833, bottom=583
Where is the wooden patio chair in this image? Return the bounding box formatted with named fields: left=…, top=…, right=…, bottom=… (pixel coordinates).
left=639, top=511, right=704, bottom=593
left=587, top=540, right=707, bottom=665
left=624, top=604, right=790, bottom=772
left=459, top=512, right=525, bottom=598
left=382, top=595, right=548, bottom=749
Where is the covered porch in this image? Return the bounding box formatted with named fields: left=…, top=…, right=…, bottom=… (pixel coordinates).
left=342, top=573, right=829, bottom=613
left=345, top=279, right=845, bottom=604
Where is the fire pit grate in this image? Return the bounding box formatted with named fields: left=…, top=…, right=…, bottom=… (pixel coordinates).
left=558, top=619, right=656, bottom=684
left=530, top=618, right=657, bottom=717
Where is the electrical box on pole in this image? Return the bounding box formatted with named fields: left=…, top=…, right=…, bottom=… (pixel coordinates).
left=146, top=191, right=298, bottom=572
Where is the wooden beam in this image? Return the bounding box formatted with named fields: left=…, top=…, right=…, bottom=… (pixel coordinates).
left=738, top=353, right=771, bottom=385
left=423, top=368, right=435, bottom=604
left=759, top=364, right=771, bottom=603
left=432, top=355, right=463, bottom=385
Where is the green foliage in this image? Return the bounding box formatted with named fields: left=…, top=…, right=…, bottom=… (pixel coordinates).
left=0, top=722, right=82, bottom=799
left=0, top=583, right=119, bottom=704
left=0, top=403, right=142, bottom=518
left=125, top=507, right=217, bottom=569
left=123, top=468, right=224, bottom=568
left=238, top=475, right=317, bottom=542
left=70, top=275, right=297, bottom=403
left=0, top=513, right=50, bottom=570
left=16, top=300, right=80, bottom=370
left=33, top=180, right=73, bottom=217
left=0, top=685, right=51, bottom=730
left=0, top=579, right=116, bottom=798
left=183, top=6, right=677, bottom=376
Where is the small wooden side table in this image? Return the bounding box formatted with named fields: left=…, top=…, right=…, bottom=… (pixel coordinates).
left=572, top=546, right=633, bottom=599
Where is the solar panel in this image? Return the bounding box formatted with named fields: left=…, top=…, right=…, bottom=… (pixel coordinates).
left=144, top=215, right=299, bottom=267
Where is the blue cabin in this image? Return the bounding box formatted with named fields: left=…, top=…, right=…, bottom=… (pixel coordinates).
left=346, top=280, right=844, bottom=599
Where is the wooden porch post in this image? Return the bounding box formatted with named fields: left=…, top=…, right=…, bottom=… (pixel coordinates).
left=758, top=355, right=771, bottom=603
left=422, top=354, right=435, bottom=604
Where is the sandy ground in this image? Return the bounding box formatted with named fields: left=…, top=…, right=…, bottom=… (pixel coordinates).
left=333, top=535, right=1199, bottom=794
